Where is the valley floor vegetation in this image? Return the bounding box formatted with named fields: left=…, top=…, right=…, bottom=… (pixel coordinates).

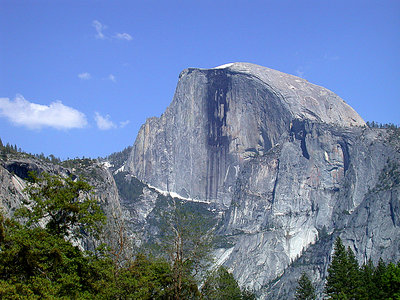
left=0, top=172, right=254, bottom=299
left=295, top=237, right=400, bottom=300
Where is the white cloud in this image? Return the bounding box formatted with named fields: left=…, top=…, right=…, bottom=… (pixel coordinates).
left=92, top=20, right=132, bottom=41
left=94, top=112, right=117, bottom=130
left=92, top=20, right=107, bottom=39
left=0, top=95, right=87, bottom=130
left=115, top=32, right=132, bottom=41
left=78, top=72, right=91, bottom=80
left=108, top=74, right=116, bottom=82
left=119, top=120, right=130, bottom=128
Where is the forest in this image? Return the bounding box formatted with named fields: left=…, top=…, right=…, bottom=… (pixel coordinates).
left=0, top=172, right=255, bottom=299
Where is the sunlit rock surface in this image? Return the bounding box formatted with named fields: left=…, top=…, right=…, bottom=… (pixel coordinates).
left=124, top=63, right=399, bottom=298
left=126, top=63, right=364, bottom=206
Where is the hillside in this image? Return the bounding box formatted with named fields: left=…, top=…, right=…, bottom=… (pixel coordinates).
left=1, top=63, right=399, bottom=299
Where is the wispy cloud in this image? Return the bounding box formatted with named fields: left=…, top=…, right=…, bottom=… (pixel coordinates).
left=119, top=120, right=130, bottom=128
left=92, top=20, right=107, bottom=40
left=0, top=94, right=87, bottom=130
left=115, top=32, right=132, bottom=41
left=108, top=74, right=116, bottom=82
left=94, top=112, right=117, bottom=130
left=92, top=20, right=132, bottom=41
left=78, top=72, right=91, bottom=80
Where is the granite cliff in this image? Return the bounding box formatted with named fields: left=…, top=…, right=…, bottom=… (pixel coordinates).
left=1, top=63, right=399, bottom=299
left=123, top=63, right=399, bottom=298
left=126, top=63, right=364, bottom=206
left=0, top=154, right=125, bottom=251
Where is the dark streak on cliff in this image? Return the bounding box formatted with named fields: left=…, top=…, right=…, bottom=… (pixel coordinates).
left=205, top=70, right=231, bottom=201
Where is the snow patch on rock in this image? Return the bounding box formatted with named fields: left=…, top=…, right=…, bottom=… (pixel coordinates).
left=146, top=183, right=210, bottom=204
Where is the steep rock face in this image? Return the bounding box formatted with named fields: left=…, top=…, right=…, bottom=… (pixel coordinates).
left=123, top=62, right=399, bottom=298
left=126, top=63, right=364, bottom=206
left=220, top=124, right=400, bottom=296
left=0, top=155, right=124, bottom=251
left=0, top=163, right=29, bottom=217
left=0, top=157, right=69, bottom=217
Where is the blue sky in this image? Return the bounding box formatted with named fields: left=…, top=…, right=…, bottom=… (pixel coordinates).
left=0, top=0, right=399, bottom=159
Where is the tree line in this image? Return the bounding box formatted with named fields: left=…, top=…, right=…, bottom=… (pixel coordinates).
left=295, top=237, right=400, bottom=299
left=0, top=172, right=255, bottom=299
left=0, top=137, right=62, bottom=164
left=365, top=121, right=399, bottom=129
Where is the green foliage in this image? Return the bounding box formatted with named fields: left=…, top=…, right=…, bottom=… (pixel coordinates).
left=202, top=266, right=256, bottom=300
left=16, top=172, right=106, bottom=238
left=374, top=160, right=400, bottom=192
left=0, top=137, right=62, bottom=163
left=202, top=266, right=242, bottom=300
left=325, top=237, right=361, bottom=299
left=0, top=216, right=92, bottom=298
left=159, top=199, right=214, bottom=299
left=113, top=171, right=145, bottom=201
left=295, top=272, right=316, bottom=300
left=317, top=225, right=330, bottom=241
left=325, top=237, right=400, bottom=299
left=61, top=158, right=98, bottom=172
left=103, top=145, right=132, bottom=172
left=116, top=253, right=173, bottom=299
left=325, top=237, right=351, bottom=299
left=366, top=121, right=399, bottom=129
left=359, top=259, right=376, bottom=299
left=1, top=174, right=249, bottom=299
left=377, top=261, right=400, bottom=300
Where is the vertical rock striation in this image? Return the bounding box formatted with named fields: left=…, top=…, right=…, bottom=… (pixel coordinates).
left=124, top=63, right=400, bottom=298
left=126, top=63, right=364, bottom=207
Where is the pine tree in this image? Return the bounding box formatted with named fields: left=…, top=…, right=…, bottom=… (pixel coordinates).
left=380, top=262, right=400, bottom=299
left=17, top=172, right=106, bottom=238
left=295, top=272, right=316, bottom=300
left=160, top=199, right=213, bottom=299
left=360, top=259, right=376, bottom=299
left=345, top=246, right=362, bottom=299
left=202, top=266, right=242, bottom=300
left=325, top=237, right=359, bottom=299
left=374, top=258, right=388, bottom=299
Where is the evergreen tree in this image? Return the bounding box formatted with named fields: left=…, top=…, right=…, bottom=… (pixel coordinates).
left=325, top=237, right=359, bottom=299
left=160, top=199, right=213, bottom=299
left=295, top=272, right=316, bottom=300
left=16, top=172, right=106, bottom=238
left=345, top=246, right=362, bottom=299
left=380, top=262, right=400, bottom=299
left=374, top=258, right=389, bottom=299
left=202, top=266, right=242, bottom=300
left=360, top=259, right=376, bottom=299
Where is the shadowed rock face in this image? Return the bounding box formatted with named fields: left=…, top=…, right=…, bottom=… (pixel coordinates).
left=126, top=63, right=365, bottom=206
left=123, top=63, right=400, bottom=298
left=0, top=156, right=124, bottom=252
left=2, top=63, right=398, bottom=299
left=222, top=123, right=400, bottom=296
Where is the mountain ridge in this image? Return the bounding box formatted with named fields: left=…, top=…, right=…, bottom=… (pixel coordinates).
left=123, top=63, right=399, bottom=298
left=1, top=63, right=399, bottom=299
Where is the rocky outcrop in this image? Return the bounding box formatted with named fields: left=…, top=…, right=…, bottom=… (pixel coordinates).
left=126, top=63, right=364, bottom=207
left=3, top=62, right=397, bottom=299
left=220, top=124, right=400, bottom=298
left=0, top=156, right=69, bottom=217
left=0, top=155, right=124, bottom=251
left=124, top=63, right=399, bottom=298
